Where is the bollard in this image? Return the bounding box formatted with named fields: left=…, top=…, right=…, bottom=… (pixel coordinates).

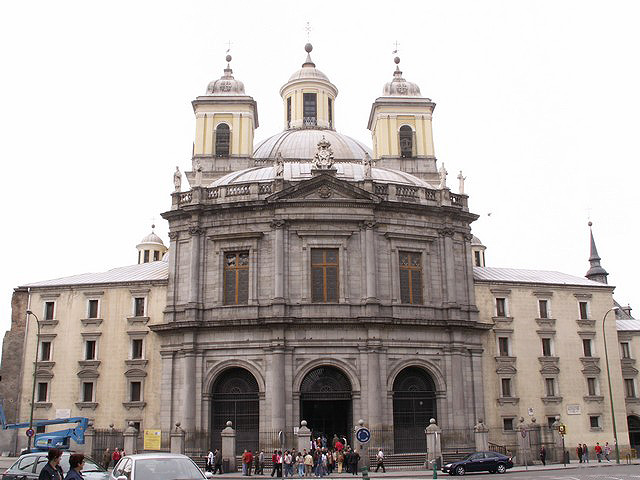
left=361, top=466, right=369, bottom=480
left=430, top=459, right=437, bottom=479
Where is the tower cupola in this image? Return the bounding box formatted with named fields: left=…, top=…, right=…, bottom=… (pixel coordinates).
left=471, top=236, right=487, bottom=267
left=136, top=225, right=168, bottom=264
left=279, top=44, right=338, bottom=130
left=585, top=221, right=609, bottom=284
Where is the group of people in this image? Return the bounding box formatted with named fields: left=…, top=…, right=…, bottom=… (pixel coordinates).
left=205, top=448, right=224, bottom=474
left=237, top=447, right=361, bottom=477
left=576, top=442, right=613, bottom=463
left=101, top=447, right=126, bottom=470
left=37, top=448, right=85, bottom=480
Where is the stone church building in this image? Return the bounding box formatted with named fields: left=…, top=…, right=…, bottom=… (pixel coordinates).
left=2, top=44, right=638, bottom=458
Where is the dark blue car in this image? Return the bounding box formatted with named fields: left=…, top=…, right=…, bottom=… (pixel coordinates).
left=442, top=451, right=513, bottom=475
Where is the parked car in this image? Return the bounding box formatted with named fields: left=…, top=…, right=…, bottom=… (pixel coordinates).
left=109, top=453, right=213, bottom=480
left=2, top=451, right=108, bottom=480
left=442, top=451, right=513, bottom=475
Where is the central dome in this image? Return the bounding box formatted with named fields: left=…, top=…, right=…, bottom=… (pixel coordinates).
left=253, top=129, right=372, bottom=160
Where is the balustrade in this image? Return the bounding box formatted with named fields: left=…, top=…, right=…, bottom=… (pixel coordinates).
left=178, top=192, right=192, bottom=204
left=226, top=184, right=250, bottom=196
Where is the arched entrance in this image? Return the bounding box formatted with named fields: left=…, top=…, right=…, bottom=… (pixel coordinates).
left=300, top=366, right=352, bottom=443
left=628, top=415, right=640, bottom=453
left=210, top=367, right=259, bottom=454
left=393, top=366, right=437, bottom=453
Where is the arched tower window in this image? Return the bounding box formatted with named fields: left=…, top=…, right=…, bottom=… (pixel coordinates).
left=399, top=125, right=414, bottom=158
left=215, top=123, right=230, bottom=157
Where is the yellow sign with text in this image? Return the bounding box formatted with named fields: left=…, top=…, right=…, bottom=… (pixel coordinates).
left=144, top=429, right=162, bottom=450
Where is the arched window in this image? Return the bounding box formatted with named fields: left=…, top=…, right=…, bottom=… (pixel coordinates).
left=215, top=123, right=230, bottom=157
left=399, top=125, right=414, bottom=158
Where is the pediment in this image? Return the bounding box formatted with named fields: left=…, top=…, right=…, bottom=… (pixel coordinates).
left=267, top=174, right=380, bottom=203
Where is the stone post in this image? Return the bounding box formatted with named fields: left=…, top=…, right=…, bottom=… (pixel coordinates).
left=425, top=418, right=442, bottom=470
left=170, top=422, right=185, bottom=454
left=551, top=416, right=564, bottom=463
left=516, top=417, right=530, bottom=466
left=297, top=420, right=311, bottom=453
left=123, top=422, right=138, bottom=455
left=354, top=420, right=369, bottom=469
left=221, top=421, right=236, bottom=473
left=474, top=419, right=489, bottom=452
left=83, top=421, right=95, bottom=456
left=528, top=418, right=541, bottom=462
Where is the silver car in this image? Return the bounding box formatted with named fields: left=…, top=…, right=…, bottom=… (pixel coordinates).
left=109, top=453, right=213, bottom=480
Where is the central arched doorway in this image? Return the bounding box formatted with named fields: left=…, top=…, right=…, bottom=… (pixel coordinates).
left=210, top=367, right=259, bottom=454
left=628, top=415, right=640, bottom=453
left=393, top=366, right=437, bottom=453
left=300, top=366, right=352, bottom=444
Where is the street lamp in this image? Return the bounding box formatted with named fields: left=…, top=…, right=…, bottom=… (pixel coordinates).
left=25, top=310, right=41, bottom=453
left=602, top=306, right=620, bottom=464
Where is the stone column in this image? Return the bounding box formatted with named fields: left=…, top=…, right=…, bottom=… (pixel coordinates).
left=516, top=417, right=530, bottom=466
left=221, top=421, right=236, bottom=472
left=170, top=423, right=185, bottom=454
left=364, top=222, right=377, bottom=302
left=474, top=419, right=489, bottom=452
left=425, top=419, right=442, bottom=469
left=270, top=346, right=286, bottom=432
left=367, top=345, right=382, bottom=430
left=182, top=347, right=196, bottom=432
left=439, top=228, right=456, bottom=305
left=83, top=421, right=95, bottom=456
left=297, top=420, right=311, bottom=453
left=123, top=422, right=138, bottom=455
left=188, top=226, right=202, bottom=307
left=272, top=220, right=285, bottom=302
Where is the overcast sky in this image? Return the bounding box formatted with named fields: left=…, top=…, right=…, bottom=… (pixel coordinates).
left=1, top=0, right=638, bottom=340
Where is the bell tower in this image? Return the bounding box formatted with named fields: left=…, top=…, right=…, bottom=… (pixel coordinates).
left=367, top=56, right=438, bottom=183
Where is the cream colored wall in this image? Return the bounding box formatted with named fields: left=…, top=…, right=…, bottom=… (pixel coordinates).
left=193, top=104, right=255, bottom=156
left=370, top=105, right=435, bottom=159
left=477, top=282, right=629, bottom=451
left=281, top=83, right=336, bottom=130
left=19, top=283, right=166, bottom=431
left=620, top=332, right=640, bottom=420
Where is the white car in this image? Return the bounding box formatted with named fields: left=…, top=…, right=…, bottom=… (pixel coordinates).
left=110, top=453, right=213, bottom=480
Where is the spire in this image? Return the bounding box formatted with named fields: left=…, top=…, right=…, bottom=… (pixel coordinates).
left=302, top=43, right=316, bottom=68
left=585, top=221, right=608, bottom=284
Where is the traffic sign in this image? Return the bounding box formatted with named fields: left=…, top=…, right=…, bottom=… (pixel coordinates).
left=25, top=428, right=35, bottom=438
left=355, top=427, right=371, bottom=444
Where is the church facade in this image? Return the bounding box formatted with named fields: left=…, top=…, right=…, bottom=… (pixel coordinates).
left=2, top=45, right=638, bottom=459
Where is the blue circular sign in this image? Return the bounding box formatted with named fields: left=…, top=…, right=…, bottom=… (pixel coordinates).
left=356, top=427, right=371, bottom=444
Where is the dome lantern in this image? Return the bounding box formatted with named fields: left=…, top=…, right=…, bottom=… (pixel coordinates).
left=136, top=225, right=168, bottom=264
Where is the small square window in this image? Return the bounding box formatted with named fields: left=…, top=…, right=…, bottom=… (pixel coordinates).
left=36, top=382, right=48, bottom=402
left=503, top=418, right=514, bottom=431
left=541, top=338, right=552, bottom=357
left=501, top=378, right=512, bottom=397
left=134, top=297, right=145, bottom=317
left=583, top=339, right=592, bottom=357
left=498, top=337, right=510, bottom=357
left=131, top=339, right=144, bottom=359
left=44, top=302, right=55, bottom=320
left=40, top=341, right=51, bottom=362
left=587, top=377, right=597, bottom=396
left=496, top=298, right=507, bottom=317
left=579, top=301, right=589, bottom=320
left=82, top=382, right=94, bottom=402
left=538, top=300, right=549, bottom=319
left=153, top=251, right=160, bottom=261
left=130, top=381, right=142, bottom=402
left=85, top=340, right=96, bottom=361
left=88, top=299, right=99, bottom=319
left=547, top=417, right=556, bottom=428
left=589, top=416, right=600, bottom=428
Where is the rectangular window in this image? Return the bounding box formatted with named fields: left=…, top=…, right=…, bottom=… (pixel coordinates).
left=496, top=298, right=506, bottom=317
left=625, top=379, right=636, bottom=398
left=131, top=339, right=143, bottom=359
left=134, top=297, right=145, bottom=317
left=303, top=93, right=317, bottom=126
left=503, top=418, right=514, bottom=431
left=287, top=97, right=292, bottom=127
left=587, top=377, right=597, bottom=396
left=328, top=98, right=333, bottom=128
left=311, top=248, right=339, bottom=303
left=547, top=417, right=556, bottom=428
left=88, top=299, right=99, bottom=319
left=130, top=381, right=142, bottom=402
left=621, top=342, right=631, bottom=359
left=541, top=338, right=552, bottom=357
left=399, top=251, right=423, bottom=304
left=44, top=301, right=55, bottom=320
left=498, top=337, right=510, bottom=357
left=545, top=378, right=556, bottom=397
left=223, top=251, right=250, bottom=305
left=40, top=341, right=51, bottom=362
left=82, top=382, right=94, bottom=402
left=474, top=251, right=481, bottom=267
left=143, top=250, right=150, bottom=263
left=85, top=340, right=96, bottom=360
left=501, top=378, right=512, bottom=397
left=582, top=338, right=592, bottom=357
left=153, top=250, right=160, bottom=261
left=579, top=301, right=589, bottom=320
left=538, top=300, right=549, bottom=319
left=589, top=416, right=600, bottom=428
left=36, top=382, right=48, bottom=402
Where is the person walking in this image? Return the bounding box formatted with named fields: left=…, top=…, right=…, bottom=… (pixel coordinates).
left=102, top=448, right=111, bottom=470
left=111, top=448, right=121, bottom=467
left=213, top=448, right=223, bottom=475
left=576, top=444, right=583, bottom=463
left=604, top=442, right=612, bottom=462
left=349, top=450, right=360, bottom=475
left=64, top=454, right=85, bottom=480
left=207, top=449, right=214, bottom=472
left=304, top=450, right=313, bottom=477
left=582, top=444, right=589, bottom=463
left=595, top=442, right=603, bottom=462
left=539, top=445, right=546, bottom=466
left=375, top=448, right=386, bottom=473
left=337, top=450, right=344, bottom=474
left=38, top=448, right=64, bottom=480
left=257, top=450, right=265, bottom=475
left=271, top=450, right=279, bottom=477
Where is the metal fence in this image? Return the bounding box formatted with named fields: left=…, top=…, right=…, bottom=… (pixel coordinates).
left=92, top=429, right=123, bottom=463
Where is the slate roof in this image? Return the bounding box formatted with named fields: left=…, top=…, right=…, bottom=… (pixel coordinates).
left=23, top=261, right=168, bottom=288
left=473, top=266, right=611, bottom=288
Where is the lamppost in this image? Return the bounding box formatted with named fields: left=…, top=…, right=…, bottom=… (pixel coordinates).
left=26, top=310, right=41, bottom=453
left=602, top=306, right=620, bottom=464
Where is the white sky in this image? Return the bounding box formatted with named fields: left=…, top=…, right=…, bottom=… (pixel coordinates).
left=1, top=0, right=638, bottom=340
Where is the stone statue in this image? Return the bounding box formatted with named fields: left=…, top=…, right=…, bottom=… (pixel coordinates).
left=457, top=170, right=466, bottom=194
left=194, top=158, right=203, bottom=186
left=274, top=152, right=285, bottom=177
left=438, top=162, right=448, bottom=189
left=173, top=166, right=182, bottom=192
left=362, top=153, right=373, bottom=179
